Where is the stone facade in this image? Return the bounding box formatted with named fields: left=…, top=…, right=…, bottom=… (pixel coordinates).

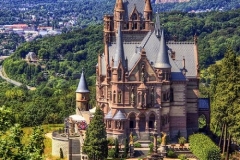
left=94, top=0, right=200, bottom=140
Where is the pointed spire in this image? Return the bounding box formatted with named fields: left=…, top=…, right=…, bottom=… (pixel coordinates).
left=113, top=25, right=125, bottom=68
left=144, top=0, right=152, bottom=12
left=155, top=12, right=161, bottom=38
left=76, top=69, right=89, bottom=93
left=116, top=0, right=123, bottom=11
left=155, top=29, right=171, bottom=68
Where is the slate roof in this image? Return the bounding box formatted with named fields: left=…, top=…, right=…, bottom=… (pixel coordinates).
left=104, top=109, right=113, bottom=119
left=106, top=29, right=196, bottom=81
left=154, top=29, right=171, bottom=69
left=167, top=42, right=197, bottom=77
left=113, top=110, right=127, bottom=120
left=113, top=25, right=125, bottom=68
left=122, top=0, right=145, bottom=20
left=76, top=70, right=89, bottom=93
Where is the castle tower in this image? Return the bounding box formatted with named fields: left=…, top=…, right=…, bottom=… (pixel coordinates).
left=76, top=70, right=90, bottom=114
left=114, top=0, right=124, bottom=30
left=154, top=29, right=171, bottom=81
left=144, top=0, right=153, bottom=30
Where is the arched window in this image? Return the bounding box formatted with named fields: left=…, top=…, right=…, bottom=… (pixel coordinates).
left=113, top=91, right=116, bottom=103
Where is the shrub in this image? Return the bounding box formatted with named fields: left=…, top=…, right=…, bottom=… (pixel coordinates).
left=167, top=149, right=177, bottom=158
left=108, top=148, right=115, bottom=158
left=107, top=137, right=115, bottom=146
left=133, top=142, right=141, bottom=148
left=149, top=142, right=154, bottom=153
left=178, top=136, right=186, bottom=145
left=189, top=133, right=221, bottom=160
left=178, top=154, right=188, bottom=160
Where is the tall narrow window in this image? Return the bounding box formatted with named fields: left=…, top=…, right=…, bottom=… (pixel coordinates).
left=118, top=69, right=122, bottom=81
left=138, top=92, right=142, bottom=104
left=113, top=91, right=116, bottom=103
left=118, top=91, right=122, bottom=103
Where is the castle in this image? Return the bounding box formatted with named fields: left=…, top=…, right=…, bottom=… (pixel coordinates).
left=75, top=0, right=209, bottom=141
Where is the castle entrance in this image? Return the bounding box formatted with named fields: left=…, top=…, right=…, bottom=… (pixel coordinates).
left=139, top=114, right=146, bottom=131
left=149, top=113, right=155, bottom=129
left=129, top=113, right=136, bottom=129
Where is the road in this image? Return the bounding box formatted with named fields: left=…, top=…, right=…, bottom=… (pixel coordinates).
left=0, top=65, right=36, bottom=90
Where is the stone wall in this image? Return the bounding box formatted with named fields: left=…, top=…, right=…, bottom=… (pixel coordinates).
left=52, top=131, right=85, bottom=160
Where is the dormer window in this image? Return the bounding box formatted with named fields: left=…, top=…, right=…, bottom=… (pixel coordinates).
left=132, top=13, right=137, bottom=20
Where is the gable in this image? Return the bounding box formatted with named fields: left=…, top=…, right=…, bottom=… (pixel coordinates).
left=128, top=53, right=158, bottom=82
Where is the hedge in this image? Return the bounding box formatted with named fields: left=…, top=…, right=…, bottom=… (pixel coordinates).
left=189, top=133, right=221, bottom=160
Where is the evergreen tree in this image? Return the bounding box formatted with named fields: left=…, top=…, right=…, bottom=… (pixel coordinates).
left=209, top=47, right=240, bottom=159
left=114, top=138, right=119, bottom=158
left=83, top=107, right=108, bottom=160
left=123, top=138, right=129, bottom=158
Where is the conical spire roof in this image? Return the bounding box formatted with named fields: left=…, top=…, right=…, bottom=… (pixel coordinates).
left=76, top=70, right=89, bottom=93
left=144, top=0, right=152, bottom=11
left=155, top=29, right=171, bottom=68
left=113, top=25, right=125, bottom=68
left=113, top=110, right=127, bottom=120
left=104, top=109, right=113, bottom=119
left=116, top=0, right=123, bottom=10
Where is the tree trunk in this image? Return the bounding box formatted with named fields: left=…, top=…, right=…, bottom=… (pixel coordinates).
left=219, top=124, right=224, bottom=147
left=222, top=124, right=227, bottom=155
left=225, top=133, right=231, bottom=160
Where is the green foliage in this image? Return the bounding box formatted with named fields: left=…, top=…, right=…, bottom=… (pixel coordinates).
left=149, top=142, right=154, bottom=153
left=0, top=124, right=44, bottom=160
left=107, top=137, right=115, bottom=146
left=123, top=138, right=129, bottom=158
left=133, top=142, right=141, bottom=148
left=114, top=138, right=119, bottom=158
left=189, top=133, right=221, bottom=160
left=83, top=107, right=108, bottom=160
left=108, top=148, right=115, bottom=158
left=167, top=149, right=177, bottom=158
left=178, top=137, right=186, bottom=145
left=208, top=48, right=240, bottom=138
left=0, top=106, right=15, bottom=133
left=26, top=126, right=45, bottom=155
left=178, top=154, right=188, bottom=160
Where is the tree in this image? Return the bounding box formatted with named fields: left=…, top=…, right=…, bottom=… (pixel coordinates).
left=26, top=126, right=45, bottom=156
left=114, top=138, right=119, bottom=158
left=83, top=107, right=108, bottom=160
left=123, top=138, right=129, bottom=158
left=209, top=47, right=240, bottom=159
left=0, top=106, right=15, bottom=133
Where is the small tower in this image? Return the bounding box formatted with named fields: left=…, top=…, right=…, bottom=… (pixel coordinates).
left=114, top=0, right=124, bottom=30
left=144, top=0, right=153, bottom=30
left=76, top=70, right=90, bottom=114
left=155, top=29, right=171, bottom=81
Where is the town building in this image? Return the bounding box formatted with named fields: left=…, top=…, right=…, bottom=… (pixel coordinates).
left=76, top=0, right=210, bottom=141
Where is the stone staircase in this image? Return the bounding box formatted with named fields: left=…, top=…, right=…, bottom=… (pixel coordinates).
left=138, top=131, right=151, bottom=147
left=139, top=131, right=150, bottom=140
